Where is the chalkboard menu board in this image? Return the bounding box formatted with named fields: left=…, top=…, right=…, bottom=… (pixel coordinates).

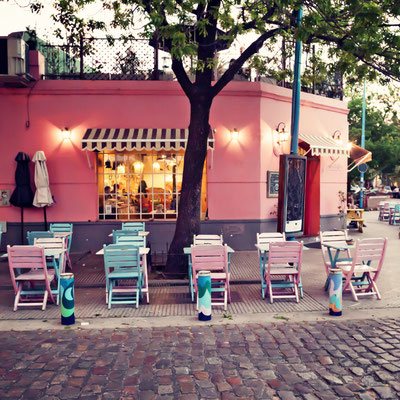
left=267, top=171, right=279, bottom=198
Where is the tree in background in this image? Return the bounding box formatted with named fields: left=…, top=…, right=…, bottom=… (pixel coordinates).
left=348, top=87, right=400, bottom=187
left=27, top=0, right=400, bottom=274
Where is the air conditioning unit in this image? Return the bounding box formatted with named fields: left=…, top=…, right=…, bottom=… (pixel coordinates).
left=0, top=34, right=33, bottom=87
left=7, top=37, right=28, bottom=75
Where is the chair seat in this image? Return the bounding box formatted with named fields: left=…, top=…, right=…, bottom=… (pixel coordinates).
left=269, top=267, right=299, bottom=275
left=16, top=270, right=55, bottom=281
left=339, top=264, right=377, bottom=274
left=108, top=271, right=140, bottom=279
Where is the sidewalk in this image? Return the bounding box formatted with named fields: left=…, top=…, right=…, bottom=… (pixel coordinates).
left=0, top=209, right=399, bottom=329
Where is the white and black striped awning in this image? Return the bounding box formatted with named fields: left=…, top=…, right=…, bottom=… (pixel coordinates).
left=299, top=133, right=350, bottom=156
left=81, top=128, right=215, bottom=151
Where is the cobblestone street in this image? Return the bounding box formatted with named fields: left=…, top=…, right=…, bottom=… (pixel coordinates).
left=1, top=318, right=400, bottom=399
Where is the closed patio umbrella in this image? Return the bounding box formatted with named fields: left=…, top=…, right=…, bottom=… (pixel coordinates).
left=9, top=152, right=34, bottom=243
left=33, top=151, right=54, bottom=230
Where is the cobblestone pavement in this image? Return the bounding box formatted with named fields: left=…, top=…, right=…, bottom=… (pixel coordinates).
left=1, top=318, right=400, bottom=399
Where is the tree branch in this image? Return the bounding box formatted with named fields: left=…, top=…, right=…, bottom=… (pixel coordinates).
left=211, top=28, right=281, bottom=97
left=172, top=58, right=194, bottom=98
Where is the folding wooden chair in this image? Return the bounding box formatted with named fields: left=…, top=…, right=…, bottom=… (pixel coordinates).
left=103, top=244, right=142, bottom=308
left=337, top=238, right=387, bottom=301
left=112, top=229, right=139, bottom=244
left=379, top=202, right=390, bottom=221
left=49, top=223, right=73, bottom=270
left=27, top=231, right=54, bottom=245
left=256, top=232, right=286, bottom=298
left=265, top=241, right=303, bottom=303
left=191, top=245, right=230, bottom=310
left=7, top=245, right=56, bottom=311
left=389, top=204, right=400, bottom=225
left=34, top=237, right=66, bottom=305
left=122, top=222, right=145, bottom=232
left=115, top=235, right=149, bottom=303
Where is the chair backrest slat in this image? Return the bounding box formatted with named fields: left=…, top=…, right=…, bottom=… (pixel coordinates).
left=49, top=223, right=73, bottom=232
left=256, top=232, right=285, bottom=247
left=193, top=234, right=223, bottom=246
left=116, top=235, right=146, bottom=247
left=112, top=230, right=139, bottom=244
left=268, top=242, right=303, bottom=272
left=319, top=230, right=350, bottom=271
left=121, top=222, right=145, bottom=231
left=27, top=231, right=54, bottom=245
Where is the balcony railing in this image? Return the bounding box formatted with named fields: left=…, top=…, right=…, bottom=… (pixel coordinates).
left=36, top=37, right=343, bottom=100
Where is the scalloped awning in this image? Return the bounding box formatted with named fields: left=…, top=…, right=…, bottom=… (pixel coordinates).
left=81, top=128, right=215, bottom=151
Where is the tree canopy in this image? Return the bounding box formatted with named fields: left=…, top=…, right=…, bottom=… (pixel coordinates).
left=22, top=0, right=400, bottom=274
left=348, top=88, right=400, bottom=186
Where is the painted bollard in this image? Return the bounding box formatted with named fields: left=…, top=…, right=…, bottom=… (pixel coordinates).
left=60, top=273, right=75, bottom=325
left=198, top=271, right=211, bottom=321
left=329, top=268, right=342, bottom=316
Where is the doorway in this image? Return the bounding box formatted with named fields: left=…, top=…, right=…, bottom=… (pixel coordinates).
left=304, top=156, right=320, bottom=236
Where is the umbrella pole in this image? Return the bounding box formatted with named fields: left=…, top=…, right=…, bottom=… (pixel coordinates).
left=43, top=207, right=48, bottom=231
left=21, top=207, right=24, bottom=244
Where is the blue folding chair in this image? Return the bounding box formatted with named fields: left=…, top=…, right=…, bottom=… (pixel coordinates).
left=49, top=223, right=73, bottom=269
left=103, top=244, right=142, bottom=308
left=112, top=229, right=139, bottom=244
left=27, top=231, right=54, bottom=245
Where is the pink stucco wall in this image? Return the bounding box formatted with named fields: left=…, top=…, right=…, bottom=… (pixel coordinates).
left=0, top=80, right=348, bottom=223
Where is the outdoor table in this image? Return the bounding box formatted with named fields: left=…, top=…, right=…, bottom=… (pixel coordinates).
left=321, top=241, right=354, bottom=289
left=184, top=245, right=235, bottom=302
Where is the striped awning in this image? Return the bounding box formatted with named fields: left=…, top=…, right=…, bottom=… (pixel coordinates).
left=81, top=128, right=215, bottom=151
left=299, top=133, right=350, bottom=156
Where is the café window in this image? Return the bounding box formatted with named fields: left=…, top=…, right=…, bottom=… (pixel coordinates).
left=98, top=151, right=207, bottom=220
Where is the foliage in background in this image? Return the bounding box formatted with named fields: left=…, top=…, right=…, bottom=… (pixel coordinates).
left=348, top=87, right=400, bottom=186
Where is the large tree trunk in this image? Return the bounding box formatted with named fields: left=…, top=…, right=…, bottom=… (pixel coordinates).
left=164, top=94, right=212, bottom=276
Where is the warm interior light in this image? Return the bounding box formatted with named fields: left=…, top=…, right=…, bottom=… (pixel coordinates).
left=133, top=161, right=144, bottom=173
left=61, top=128, right=71, bottom=140
left=153, top=161, right=160, bottom=170
left=117, top=163, right=126, bottom=174
left=231, top=128, right=239, bottom=140
left=166, top=156, right=176, bottom=166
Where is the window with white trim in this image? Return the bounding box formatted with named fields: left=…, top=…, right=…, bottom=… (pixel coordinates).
left=98, top=151, right=207, bottom=220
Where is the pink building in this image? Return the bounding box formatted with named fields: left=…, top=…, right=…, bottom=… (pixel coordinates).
left=0, top=47, right=351, bottom=253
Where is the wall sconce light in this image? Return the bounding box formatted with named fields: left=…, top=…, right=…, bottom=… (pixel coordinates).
left=274, top=122, right=289, bottom=144
left=61, top=127, right=71, bottom=140
left=332, top=130, right=343, bottom=145
left=231, top=128, right=239, bottom=141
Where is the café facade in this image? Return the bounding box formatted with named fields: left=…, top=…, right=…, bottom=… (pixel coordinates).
left=0, top=65, right=354, bottom=253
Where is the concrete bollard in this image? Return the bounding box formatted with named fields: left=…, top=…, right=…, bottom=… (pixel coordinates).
left=198, top=271, right=211, bottom=321
left=60, top=273, right=75, bottom=325
left=328, top=268, right=342, bottom=316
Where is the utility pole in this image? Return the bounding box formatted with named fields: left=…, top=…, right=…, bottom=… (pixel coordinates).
left=360, top=79, right=366, bottom=208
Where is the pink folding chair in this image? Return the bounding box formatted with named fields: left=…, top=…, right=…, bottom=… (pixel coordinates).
left=337, top=238, right=387, bottom=301
left=7, top=245, right=56, bottom=311
left=265, top=241, right=303, bottom=303
left=191, top=245, right=230, bottom=310
left=379, top=202, right=390, bottom=221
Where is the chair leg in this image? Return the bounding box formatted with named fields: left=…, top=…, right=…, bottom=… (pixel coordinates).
left=349, top=282, right=359, bottom=301
left=294, top=283, right=299, bottom=303
left=14, top=285, right=22, bottom=311
left=224, top=288, right=227, bottom=311
left=268, top=284, right=273, bottom=304
left=108, top=282, right=113, bottom=309
left=42, top=290, right=49, bottom=311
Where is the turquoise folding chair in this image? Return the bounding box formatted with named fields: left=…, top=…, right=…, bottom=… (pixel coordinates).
left=112, top=229, right=139, bottom=244
left=27, top=231, right=54, bottom=245
left=122, top=222, right=145, bottom=232
left=49, top=223, right=73, bottom=269
left=116, top=235, right=148, bottom=303
left=389, top=204, right=400, bottom=225
left=103, top=244, right=142, bottom=308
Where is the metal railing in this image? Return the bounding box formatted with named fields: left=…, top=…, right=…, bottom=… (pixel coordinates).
left=36, top=37, right=343, bottom=100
